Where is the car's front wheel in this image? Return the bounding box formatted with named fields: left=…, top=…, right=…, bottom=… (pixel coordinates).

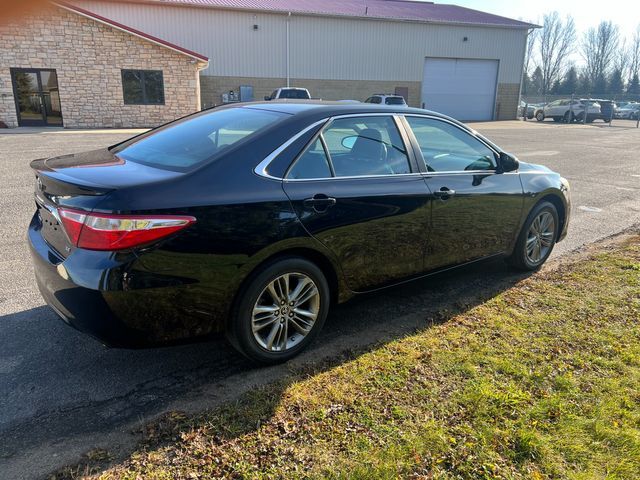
left=507, top=201, right=559, bottom=271
left=535, top=111, right=545, bottom=122
left=228, top=257, right=330, bottom=364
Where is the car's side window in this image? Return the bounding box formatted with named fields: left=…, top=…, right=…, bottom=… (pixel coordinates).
left=286, top=137, right=332, bottom=180
left=405, top=116, right=497, bottom=172
left=322, top=116, right=411, bottom=177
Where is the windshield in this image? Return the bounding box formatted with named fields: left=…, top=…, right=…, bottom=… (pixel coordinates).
left=113, top=108, right=285, bottom=171
left=279, top=89, right=310, bottom=99
left=385, top=97, right=406, bottom=105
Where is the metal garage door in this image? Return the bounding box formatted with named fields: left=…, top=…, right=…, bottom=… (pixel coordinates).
left=421, top=58, right=499, bottom=121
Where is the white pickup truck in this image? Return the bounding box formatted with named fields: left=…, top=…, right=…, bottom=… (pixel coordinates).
left=264, top=87, right=314, bottom=101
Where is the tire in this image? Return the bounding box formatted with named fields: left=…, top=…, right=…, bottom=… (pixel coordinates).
left=228, top=257, right=330, bottom=364
left=535, top=111, right=545, bottom=122
left=506, top=201, right=559, bottom=271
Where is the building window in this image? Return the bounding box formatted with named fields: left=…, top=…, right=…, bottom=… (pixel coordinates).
left=121, top=70, right=164, bottom=105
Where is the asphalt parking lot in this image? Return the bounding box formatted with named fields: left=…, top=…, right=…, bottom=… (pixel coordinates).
left=1, top=119, right=639, bottom=478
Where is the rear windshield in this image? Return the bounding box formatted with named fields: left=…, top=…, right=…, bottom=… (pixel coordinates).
left=279, top=89, right=310, bottom=99
left=113, top=107, right=285, bottom=171
left=385, top=97, right=405, bottom=105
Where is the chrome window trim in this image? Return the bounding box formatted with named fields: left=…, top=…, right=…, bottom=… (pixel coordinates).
left=283, top=172, right=424, bottom=183
left=283, top=128, right=333, bottom=180
left=253, top=119, right=328, bottom=180
left=282, top=170, right=515, bottom=183
left=257, top=113, right=414, bottom=181
left=254, top=112, right=509, bottom=181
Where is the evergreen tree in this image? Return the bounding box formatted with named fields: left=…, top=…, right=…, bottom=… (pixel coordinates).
left=560, top=67, right=578, bottom=94
left=522, top=71, right=532, bottom=95
left=593, top=73, right=607, bottom=94
left=628, top=73, right=640, bottom=94
left=608, top=68, right=624, bottom=94
left=577, top=71, right=591, bottom=95
left=530, top=66, right=544, bottom=95
left=550, top=79, right=561, bottom=94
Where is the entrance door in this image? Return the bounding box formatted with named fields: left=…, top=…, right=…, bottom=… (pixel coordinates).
left=11, top=68, right=63, bottom=126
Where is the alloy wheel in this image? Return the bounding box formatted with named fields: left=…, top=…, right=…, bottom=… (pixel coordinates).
left=525, top=211, right=555, bottom=264
left=251, top=272, right=320, bottom=352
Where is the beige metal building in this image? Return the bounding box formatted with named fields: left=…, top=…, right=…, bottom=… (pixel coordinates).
left=70, top=0, right=535, bottom=121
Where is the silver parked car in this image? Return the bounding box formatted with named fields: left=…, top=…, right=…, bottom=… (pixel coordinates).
left=615, top=103, right=640, bottom=120
left=536, top=99, right=601, bottom=123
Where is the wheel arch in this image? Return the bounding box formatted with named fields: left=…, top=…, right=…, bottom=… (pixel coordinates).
left=537, top=193, right=567, bottom=236
left=225, top=245, right=349, bottom=333
left=508, top=188, right=569, bottom=255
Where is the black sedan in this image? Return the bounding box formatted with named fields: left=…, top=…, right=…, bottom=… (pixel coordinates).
left=29, top=102, right=570, bottom=363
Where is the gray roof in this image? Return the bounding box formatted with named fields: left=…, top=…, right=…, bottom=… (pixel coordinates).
left=122, top=0, right=536, bottom=28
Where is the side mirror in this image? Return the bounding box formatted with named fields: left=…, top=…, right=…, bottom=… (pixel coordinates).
left=499, top=152, right=519, bottom=173
left=264, top=96, right=271, bottom=101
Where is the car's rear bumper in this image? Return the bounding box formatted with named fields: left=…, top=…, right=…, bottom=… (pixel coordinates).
left=28, top=213, right=221, bottom=347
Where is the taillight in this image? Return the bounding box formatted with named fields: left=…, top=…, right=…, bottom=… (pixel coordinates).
left=58, top=208, right=196, bottom=251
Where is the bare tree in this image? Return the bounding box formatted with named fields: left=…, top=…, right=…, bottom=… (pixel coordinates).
left=537, top=12, right=576, bottom=95
left=614, top=38, right=630, bottom=81
left=525, top=28, right=539, bottom=76
left=581, top=21, right=620, bottom=89
left=630, top=25, right=640, bottom=81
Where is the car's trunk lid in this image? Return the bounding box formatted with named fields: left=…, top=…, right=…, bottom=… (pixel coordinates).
left=31, top=148, right=184, bottom=258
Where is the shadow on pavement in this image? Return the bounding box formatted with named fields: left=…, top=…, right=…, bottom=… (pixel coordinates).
left=1, top=257, right=533, bottom=477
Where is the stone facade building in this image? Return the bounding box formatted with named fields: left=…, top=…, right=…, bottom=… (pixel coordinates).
left=0, top=3, right=208, bottom=128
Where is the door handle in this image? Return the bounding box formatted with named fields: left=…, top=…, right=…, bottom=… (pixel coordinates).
left=432, top=187, right=456, bottom=199
left=303, top=194, right=336, bottom=212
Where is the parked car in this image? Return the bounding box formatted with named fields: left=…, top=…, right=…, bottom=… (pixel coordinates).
left=615, top=103, right=640, bottom=119
left=615, top=101, right=636, bottom=110
left=536, top=99, right=601, bottom=123
left=28, top=102, right=570, bottom=363
left=364, top=94, right=407, bottom=106
left=265, top=87, right=312, bottom=100
left=518, top=101, right=538, bottom=119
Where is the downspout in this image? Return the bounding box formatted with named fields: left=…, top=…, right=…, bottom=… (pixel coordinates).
left=286, top=12, right=291, bottom=87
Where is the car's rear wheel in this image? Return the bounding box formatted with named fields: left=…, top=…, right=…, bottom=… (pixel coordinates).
left=507, top=201, right=559, bottom=271
left=228, top=257, right=330, bottom=364
left=535, top=111, right=545, bottom=122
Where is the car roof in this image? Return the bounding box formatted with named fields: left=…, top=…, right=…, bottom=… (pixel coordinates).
left=236, top=100, right=435, bottom=117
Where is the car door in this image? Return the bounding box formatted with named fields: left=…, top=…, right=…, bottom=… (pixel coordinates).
left=282, top=114, right=433, bottom=291
left=546, top=100, right=562, bottom=117
left=402, top=115, right=524, bottom=269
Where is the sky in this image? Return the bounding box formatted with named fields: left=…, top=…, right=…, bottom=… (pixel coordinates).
left=451, top=0, right=640, bottom=39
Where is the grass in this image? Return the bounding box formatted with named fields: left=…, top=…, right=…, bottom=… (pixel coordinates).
left=57, top=236, right=640, bottom=479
